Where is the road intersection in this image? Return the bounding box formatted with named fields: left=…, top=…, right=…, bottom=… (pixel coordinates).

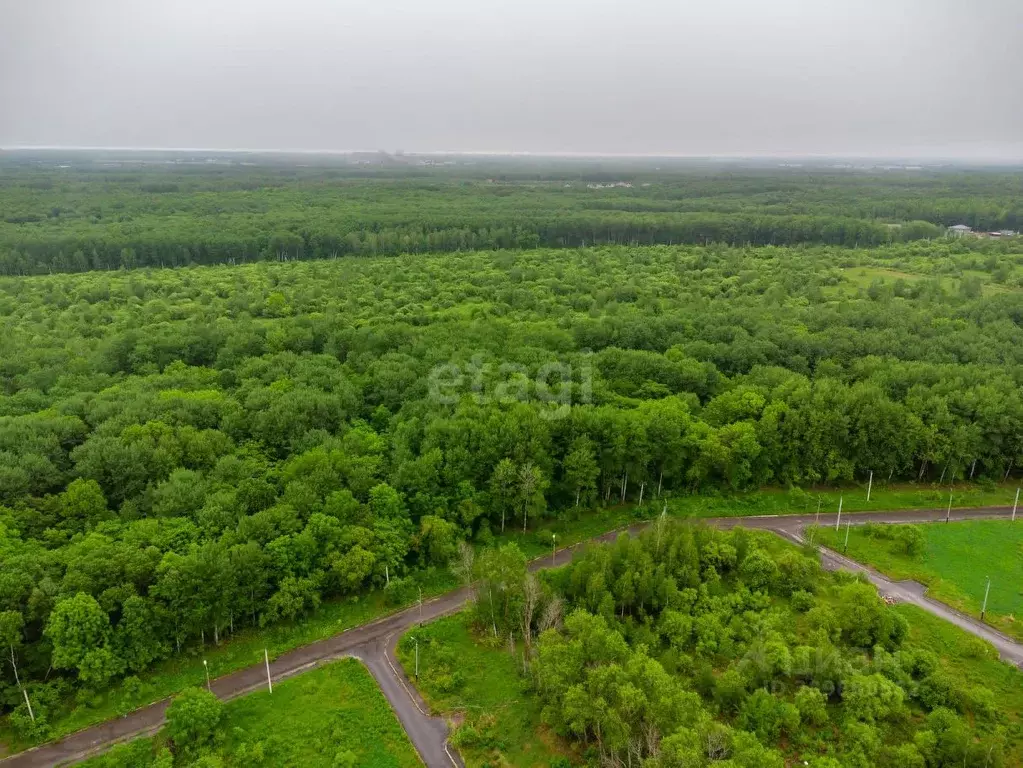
left=4, top=504, right=1020, bottom=768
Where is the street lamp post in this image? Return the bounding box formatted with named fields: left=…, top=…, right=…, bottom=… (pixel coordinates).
left=203, top=659, right=211, bottom=693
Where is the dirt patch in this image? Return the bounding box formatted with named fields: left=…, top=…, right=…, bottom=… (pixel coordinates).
left=447, top=711, right=466, bottom=728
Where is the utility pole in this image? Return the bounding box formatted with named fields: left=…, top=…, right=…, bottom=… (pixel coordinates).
left=815, top=497, right=821, bottom=527
left=1013, top=488, right=1020, bottom=522
left=264, top=648, right=273, bottom=694
left=418, top=587, right=424, bottom=626
left=946, top=490, right=953, bottom=523
left=414, top=636, right=419, bottom=680
left=866, top=471, right=873, bottom=503
left=203, top=659, right=211, bottom=693
left=551, top=533, right=557, bottom=567
left=489, top=585, right=498, bottom=637
left=835, top=496, right=843, bottom=532
left=981, top=577, right=991, bottom=621
left=844, top=521, right=851, bottom=552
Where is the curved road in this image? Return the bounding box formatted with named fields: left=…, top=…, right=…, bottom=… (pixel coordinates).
left=4, top=504, right=1022, bottom=767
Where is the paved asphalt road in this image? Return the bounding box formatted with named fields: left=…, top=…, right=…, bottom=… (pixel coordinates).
left=5, top=504, right=1022, bottom=767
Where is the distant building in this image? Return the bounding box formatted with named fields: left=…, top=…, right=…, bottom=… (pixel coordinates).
left=948, top=224, right=973, bottom=236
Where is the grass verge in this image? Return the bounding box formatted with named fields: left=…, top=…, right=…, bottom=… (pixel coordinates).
left=491, top=481, right=1019, bottom=560
left=78, top=657, right=421, bottom=767
left=395, top=612, right=574, bottom=768
left=815, top=518, right=1023, bottom=642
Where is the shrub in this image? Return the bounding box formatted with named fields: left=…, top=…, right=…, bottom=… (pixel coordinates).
left=897, top=526, right=924, bottom=556
left=916, top=672, right=965, bottom=713
left=384, top=576, right=417, bottom=607
left=9, top=705, right=51, bottom=742
left=842, top=673, right=906, bottom=723
left=967, top=685, right=997, bottom=720
left=738, top=689, right=799, bottom=743
left=791, top=590, right=815, bottom=613
left=165, top=687, right=224, bottom=759
left=795, top=685, right=828, bottom=726
left=714, top=666, right=749, bottom=715
left=776, top=550, right=821, bottom=596
left=739, top=549, right=779, bottom=592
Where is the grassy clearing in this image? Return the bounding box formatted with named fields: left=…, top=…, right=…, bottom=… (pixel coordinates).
left=396, top=613, right=574, bottom=768
left=815, top=519, right=1023, bottom=641
left=843, top=266, right=925, bottom=286
left=78, top=658, right=421, bottom=767
left=835, top=265, right=1019, bottom=296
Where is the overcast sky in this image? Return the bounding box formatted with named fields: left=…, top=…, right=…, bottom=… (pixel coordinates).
left=1, top=0, right=1021, bottom=158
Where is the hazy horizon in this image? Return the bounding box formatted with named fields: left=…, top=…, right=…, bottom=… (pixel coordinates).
left=2, top=0, right=1021, bottom=160
left=5, top=146, right=1023, bottom=164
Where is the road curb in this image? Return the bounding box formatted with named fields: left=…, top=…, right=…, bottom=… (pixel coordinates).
left=380, top=631, right=462, bottom=768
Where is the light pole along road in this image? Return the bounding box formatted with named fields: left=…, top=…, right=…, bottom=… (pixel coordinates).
left=4, top=505, right=1023, bottom=768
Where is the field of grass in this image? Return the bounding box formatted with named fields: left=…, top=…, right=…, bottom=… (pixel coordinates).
left=5, top=481, right=1015, bottom=753
left=843, top=265, right=926, bottom=286
left=814, top=519, right=1023, bottom=641
left=835, top=265, right=1019, bottom=297
left=78, top=658, right=421, bottom=767
left=396, top=613, right=575, bottom=768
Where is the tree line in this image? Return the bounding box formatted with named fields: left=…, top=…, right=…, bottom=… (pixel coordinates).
left=2, top=162, right=1022, bottom=275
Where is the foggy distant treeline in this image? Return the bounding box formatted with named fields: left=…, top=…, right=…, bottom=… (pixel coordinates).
left=1, top=165, right=1021, bottom=275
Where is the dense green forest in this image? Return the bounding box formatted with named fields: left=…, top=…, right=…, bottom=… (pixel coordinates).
left=2, top=157, right=1022, bottom=274
left=1, top=161, right=1022, bottom=748
left=456, top=524, right=1015, bottom=766
left=1, top=241, right=1023, bottom=736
